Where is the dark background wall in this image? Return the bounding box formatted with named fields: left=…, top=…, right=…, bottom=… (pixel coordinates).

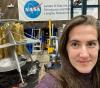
left=0, top=0, right=18, bottom=19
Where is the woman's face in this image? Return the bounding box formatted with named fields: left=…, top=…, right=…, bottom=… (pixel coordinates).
left=67, top=25, right=99, bottom=73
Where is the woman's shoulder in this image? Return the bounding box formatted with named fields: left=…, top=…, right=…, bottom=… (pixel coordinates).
left=35, top=73, right=58, bottom=88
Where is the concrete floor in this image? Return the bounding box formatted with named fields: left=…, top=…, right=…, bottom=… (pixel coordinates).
left=31, top=51, right=50, bottom=81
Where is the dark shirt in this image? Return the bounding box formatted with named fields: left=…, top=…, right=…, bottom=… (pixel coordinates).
left=79, top=73, right=93, bottom=88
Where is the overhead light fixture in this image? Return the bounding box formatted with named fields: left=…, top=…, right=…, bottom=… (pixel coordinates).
left=74, top=0, right=81, bottom=6
left=7, top=3, right=14, bottom=8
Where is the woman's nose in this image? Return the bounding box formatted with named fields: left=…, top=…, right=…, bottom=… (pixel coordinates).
left=79, top=46, right=89, bottom=58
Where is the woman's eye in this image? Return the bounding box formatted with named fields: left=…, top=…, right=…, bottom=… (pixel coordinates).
left=87, top=42, right=96, bottom=48
left=71, top=42, right=79, bottom=48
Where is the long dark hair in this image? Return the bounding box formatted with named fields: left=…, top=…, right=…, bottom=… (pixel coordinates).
left=50, top=15, right=100, bottom=88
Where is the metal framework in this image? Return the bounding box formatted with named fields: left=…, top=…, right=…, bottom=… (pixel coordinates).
left=71, top=0, right=99, bottom=18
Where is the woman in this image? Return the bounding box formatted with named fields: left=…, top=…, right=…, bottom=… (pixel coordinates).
left=35, top=15, right=100, bottom=88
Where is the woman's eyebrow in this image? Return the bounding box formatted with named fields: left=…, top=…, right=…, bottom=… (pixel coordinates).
left=87, top=40, right=98, bottom=42
left=69, top=40, right=80, bottom=42
left=69, top=40, right=98, bottom=42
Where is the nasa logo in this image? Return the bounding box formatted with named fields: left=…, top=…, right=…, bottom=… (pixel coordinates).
left=24, top=1, right=42, bottom=18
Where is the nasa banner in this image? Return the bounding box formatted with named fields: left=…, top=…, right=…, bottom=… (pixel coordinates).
left=17, top=0, right=70, bottom=21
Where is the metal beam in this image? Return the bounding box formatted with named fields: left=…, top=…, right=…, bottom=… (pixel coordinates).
left=73, top=5, right=100, bottom=8
left=71, top=0, right=99, bottom=18
left=71, top=0, right=74, bottom=18
left=82, top=0, right=87, bottom=15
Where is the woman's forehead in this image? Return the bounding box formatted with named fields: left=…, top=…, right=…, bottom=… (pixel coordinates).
left=68, top=25, right=98, bottom=40
left=69, top=25, right=97, bottom=34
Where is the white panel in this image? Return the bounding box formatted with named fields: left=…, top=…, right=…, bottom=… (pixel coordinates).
left=87, top=8, right=98, bottom=19
left=87, top=0, right=98, bottom=5
left=73, top=8, right=82, bottom=17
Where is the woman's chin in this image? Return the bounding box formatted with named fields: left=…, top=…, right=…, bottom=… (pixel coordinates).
left=76, top=67, right=93, bottom=74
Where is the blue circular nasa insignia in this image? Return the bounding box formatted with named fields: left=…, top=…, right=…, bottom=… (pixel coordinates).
left=24, top=0, right=41, bottom=18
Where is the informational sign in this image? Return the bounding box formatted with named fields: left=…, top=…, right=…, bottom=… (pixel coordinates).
left=18, top=0, right=70, bottom=21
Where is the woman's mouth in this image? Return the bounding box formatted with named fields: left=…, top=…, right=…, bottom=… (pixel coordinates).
left=77, top=60, right=91, bottom=64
